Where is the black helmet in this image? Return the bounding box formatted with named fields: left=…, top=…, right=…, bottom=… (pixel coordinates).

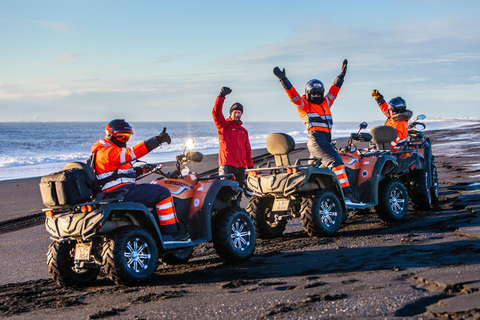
left=388, top=97, right=407, bottom=113
left=305, top=79, right=325, bottom=102
left=105, top=119, right=133, bottom=143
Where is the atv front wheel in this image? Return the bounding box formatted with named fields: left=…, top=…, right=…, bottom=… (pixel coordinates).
left=246, top=196, right=287, bottom=239
left=410, top=169, right=432, bottom=211
left=47, top=241, right=99, bottom=287
left=430, top=157, right=439, bottom=204
left=300, top=190, right=343, bottom=237
left=161, top=247, right=194, bottom=265
left=212, top=206, right=256, bottom=263
left=102, top=226, right=159, bottom=285
left=376, top=178, right=409, bottom=223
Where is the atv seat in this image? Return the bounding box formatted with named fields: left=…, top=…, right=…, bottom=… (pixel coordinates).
left=266, top=133, right=296, bottom=167
left=369, top=126, right=397, bottom=151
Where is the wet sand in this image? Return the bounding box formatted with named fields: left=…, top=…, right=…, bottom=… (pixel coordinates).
left=1, top=125, right=480, bottom=319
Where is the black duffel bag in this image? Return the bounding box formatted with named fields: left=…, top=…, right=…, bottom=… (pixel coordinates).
left=39, top=162, right=95, bottom=209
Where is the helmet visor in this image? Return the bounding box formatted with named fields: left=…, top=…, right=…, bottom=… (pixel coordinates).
left=116, top=132, right=132, bottom=142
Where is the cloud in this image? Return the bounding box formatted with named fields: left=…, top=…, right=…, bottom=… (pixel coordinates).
left=28, top=19, right=79, bottom=34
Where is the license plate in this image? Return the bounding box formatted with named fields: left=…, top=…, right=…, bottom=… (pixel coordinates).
left=272, top=199, right=289, bottom=211
left=74, top=243, right=91, bottom=261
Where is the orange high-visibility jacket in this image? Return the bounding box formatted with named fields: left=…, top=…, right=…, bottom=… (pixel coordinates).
left=91, top=137, right=159, bottom=191
left=284, top=82, right=341, bottom=134
left=377, top=99, right=410, bottom=149
left=212, top=96, right=253, bottom=168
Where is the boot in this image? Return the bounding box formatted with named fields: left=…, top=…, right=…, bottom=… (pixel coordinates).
left=343, top=186, right=359, bottom=204
left=170, top=231, right=190, bottom=241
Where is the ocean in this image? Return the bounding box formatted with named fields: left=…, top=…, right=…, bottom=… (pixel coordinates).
left=0, top=119, right=478, bottom=181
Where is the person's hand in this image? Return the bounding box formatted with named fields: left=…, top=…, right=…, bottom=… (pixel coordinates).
left=273, top=67, right=286, bottom=80
left=156, top=127, right=171, bottom=144
left=219, top=87, right=232, bottom=97
left=371, top=89, right=381, bottom=98
left=340, top=59, right=348, bottom=76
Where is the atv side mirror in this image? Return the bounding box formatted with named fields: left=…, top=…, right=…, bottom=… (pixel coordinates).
left=416, top=114, right=426, bottom=120
left=359, top=122, right=368, bottom=130
left=186, top=151, right=203, bottom=162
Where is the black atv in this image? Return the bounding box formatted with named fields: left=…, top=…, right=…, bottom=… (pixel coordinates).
left=42, top=139, right=256, bottom=287
left=391, top=114, right=439, bottom=210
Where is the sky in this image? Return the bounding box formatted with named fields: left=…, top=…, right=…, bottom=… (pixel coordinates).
left=1, top=0, right=479, bottom=123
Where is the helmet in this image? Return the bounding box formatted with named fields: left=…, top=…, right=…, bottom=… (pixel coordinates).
left=388, top=97, right=407, bottom=113
left=105, top=119, right=133, bottom=143
left=305, top=79, right=325, bottom=101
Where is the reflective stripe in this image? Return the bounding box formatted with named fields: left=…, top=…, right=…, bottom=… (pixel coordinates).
left=159, top=217, right=178, bottom=226
left=120, top=148, right=127, bottom=164
left=130, top=148, right=137, bottom=161
left=96, top=168, right=135, bottom=180
left=157, top=202, right=174, bottom=211
left=157, top=212, right=176, bottom=221
left=292, top=98, right=305, bottom=108
left=325, top=92, right=335, bottom=106
left=102, top=177, right=135, bottom=190
left=339, top=177, right=349, bottom=184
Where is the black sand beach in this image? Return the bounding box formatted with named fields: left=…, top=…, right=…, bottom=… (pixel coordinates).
left=1, top=125, right=480, bottom=319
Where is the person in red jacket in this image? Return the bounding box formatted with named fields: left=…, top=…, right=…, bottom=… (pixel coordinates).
left=91, top=119, right=189, bottom=241
left=273, top=60, right=357, bottom=202
left=212, top=87, right=253, bottom=193
left=371, top=90, right=413, bottom=151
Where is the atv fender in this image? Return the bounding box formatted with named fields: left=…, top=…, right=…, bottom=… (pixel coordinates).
left=190, top=179, right=242, bottom=242
left=396, top=152, right=425, bottom=175
left=96, top=202, right=166, bottom=247
left=358, top=155, right=398, bottom=205
left=300, top=167, right=346, bottom=213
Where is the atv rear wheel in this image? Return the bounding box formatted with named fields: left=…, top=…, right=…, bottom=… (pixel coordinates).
left=102, top=226, right=159, bottom=285
left=161, top=247, right=194, bottom=265
left=376, top=178, right=409, bottom=223
left=300, top=190, right=343, bottom=237
left=47, top=241, right=99, bottom=287
left=212, top=206, right=256, bottom=263
left=410, top=169, right=432, bottom=211
left=430, top=157, right=439, bottom=204
left=246, top=196, right=287, bottom=239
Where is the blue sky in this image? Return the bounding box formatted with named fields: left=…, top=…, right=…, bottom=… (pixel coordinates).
left=1, top=0, right=479, bottom=122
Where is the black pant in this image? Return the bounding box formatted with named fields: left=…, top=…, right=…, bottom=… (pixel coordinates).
left=219, top=165, right=246, bottom=189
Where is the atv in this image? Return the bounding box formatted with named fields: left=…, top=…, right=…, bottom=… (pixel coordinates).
left=390, top=114, right=439, bottom=211
left=246, top=123, right=409, bottom=239
left=43, top=139, right=256, bottom=287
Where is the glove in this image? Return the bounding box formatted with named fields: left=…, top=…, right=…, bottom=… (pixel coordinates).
left=371, top=89, right=380, bottom=98
left=156, top=127, right=171, bottom=144
left=340, top=59, right=348, bottom=76
left=273, top=67, right=286, bottom=80
left=219, top=87, right=232, bottom=97
left=135, top=164, right=156, bottom=176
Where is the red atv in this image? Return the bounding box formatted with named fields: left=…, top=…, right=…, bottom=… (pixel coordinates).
left=245, top=123, right=409, bottom=239
left=43, top=139, right=256, bottom=287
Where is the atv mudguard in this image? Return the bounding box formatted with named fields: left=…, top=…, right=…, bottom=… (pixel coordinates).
left=396, top=152, right=425, bottom=174
left=356, top=155, right=398, bottom=205
left=188, top=178, right=242, bottom=243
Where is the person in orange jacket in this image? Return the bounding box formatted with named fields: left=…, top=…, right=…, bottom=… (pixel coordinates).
left=273, top=60, right=357, bottom=202
left=212, top=87, right=253, bottom=193
left=91, top=119, right=189, bottom=241
left=371, top=90, right=413, bottom=151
